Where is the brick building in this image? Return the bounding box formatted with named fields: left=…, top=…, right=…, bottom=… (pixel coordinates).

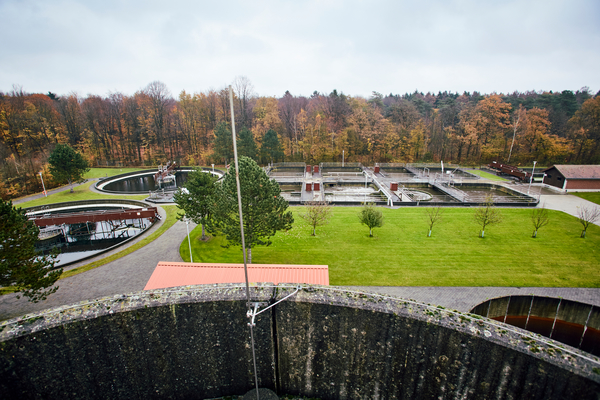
left=542, top=165, right=600, bottom=191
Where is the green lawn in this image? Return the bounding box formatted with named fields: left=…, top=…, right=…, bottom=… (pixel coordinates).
left=181, top=207, right=600, bottom=287
left=83, top=167, right=151, bottom=179
left=15, top=181, right=147, bottom=208
left=573, top=192, right=600, bottom=206
left=465, top=169, right=509, bottom=181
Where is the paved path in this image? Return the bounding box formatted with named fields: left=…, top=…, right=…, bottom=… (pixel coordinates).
left=539, top=193, right=600, bottom=219
left=348, top=286, right=600, bottom=312
left=12, top=179, right=99, bottom=206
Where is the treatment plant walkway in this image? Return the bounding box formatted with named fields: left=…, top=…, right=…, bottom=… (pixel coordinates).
left=12, top=179, right=100, bottom=206
left=1, top=185, right=599, bottom=321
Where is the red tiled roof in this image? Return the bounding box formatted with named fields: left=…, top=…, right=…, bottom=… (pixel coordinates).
left=144, top=262, right=329, bottom=290
left=543, top=165, right=600, bottom=179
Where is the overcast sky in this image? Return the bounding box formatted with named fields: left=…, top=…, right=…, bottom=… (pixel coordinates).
left=1, top=0, right=598, bottom=99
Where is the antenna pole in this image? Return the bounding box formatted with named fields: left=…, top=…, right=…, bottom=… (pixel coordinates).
left=229, top=85, right=260, bottom=399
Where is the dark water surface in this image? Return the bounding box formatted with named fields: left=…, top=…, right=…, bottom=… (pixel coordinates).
left=101, top=171, right=190, bottom=192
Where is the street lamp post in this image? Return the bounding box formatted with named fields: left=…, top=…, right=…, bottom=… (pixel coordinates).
left=539, top=173, right=547, bottom=201
left=185, top=218, right=193, bottom=263
left=39, top=172, right=47, bottom=197
left=211, top=164, right=214, bottom=173
left=342, top=150, right=344, bottom=167
left=528, top=161, right=537, bottom=194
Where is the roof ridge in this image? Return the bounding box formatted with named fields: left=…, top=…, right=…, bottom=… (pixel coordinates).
left=157, top=263, right=328, bottom=269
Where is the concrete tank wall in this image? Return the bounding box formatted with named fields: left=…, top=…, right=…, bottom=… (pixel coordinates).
left=1, top=285, right=599, bottom=400
left=471, top=295, right=600, bottom=358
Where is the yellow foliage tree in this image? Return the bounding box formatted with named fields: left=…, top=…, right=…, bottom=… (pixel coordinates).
left=252, top=97, right=283, bottom=146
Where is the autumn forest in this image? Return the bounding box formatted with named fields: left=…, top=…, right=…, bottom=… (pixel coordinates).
left=1, top=78, right=599, bottom=199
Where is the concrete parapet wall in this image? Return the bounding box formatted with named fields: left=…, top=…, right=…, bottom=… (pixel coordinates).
left=1, top=285, right=599, bottom=399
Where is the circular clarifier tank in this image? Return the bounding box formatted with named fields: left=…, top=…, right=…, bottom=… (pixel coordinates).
left=95, top=168, right=223, bottom=194
left=96, top=170, right=189, bottom=193
left=1, top=285, right=598, bottom=399
left=27, top=200, right=159, bottom=267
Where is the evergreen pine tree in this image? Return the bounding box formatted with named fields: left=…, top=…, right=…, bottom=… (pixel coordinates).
left=208, top=156, right=293, bottom=263
left=237, top=127, right=258, bottom=161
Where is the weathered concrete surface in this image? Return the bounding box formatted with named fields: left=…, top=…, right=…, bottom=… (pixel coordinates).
left=277, top=288, right=600, bottom=399
left=0, top=285, right=276, bottom=400
left=0, top=285, right=599, bottom=400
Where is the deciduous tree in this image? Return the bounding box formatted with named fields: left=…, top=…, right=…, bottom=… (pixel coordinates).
left=424, top=206, right=443, bottom=237
left=0, top=199, right=61, bottom=302
left=460, top=94, right=511, bottom=161
left=577, top=205, right=600, bottom=238
left=358, top=203, right=384, bottom=237
left=252, top=96, right=283, bottom=144
left=278, top=91, right=308, bottom=152
left=233, top=75, right=255, bottom=129
left=142, top=81, right=172, bottom=150
left=531, top=205, right=550, bottom=238
left=569, top=96, right=600, bottom=163
left=474, top=195, right=502, bottom=238
left=300, top=200, right=332, bottom=236
left=521, top=107, right=553, bottom=161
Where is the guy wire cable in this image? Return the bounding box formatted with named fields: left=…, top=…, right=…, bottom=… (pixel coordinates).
left=228, top=85, right=260, bottom=400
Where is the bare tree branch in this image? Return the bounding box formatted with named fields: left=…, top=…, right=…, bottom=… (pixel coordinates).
left=424, top=206, right=443, bottom=237
left=577, top=205, right=600, bottom=238
left=531, top=204, right=550, bottom=238
left=299, top=200, right=333, bottom=236
left=473, top=195, right=502, bottom=238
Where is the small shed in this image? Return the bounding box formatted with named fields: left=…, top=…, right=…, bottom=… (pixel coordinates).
left=542, top=165, right=600, bottom=191
left=144, top=262, right=329, bottom=290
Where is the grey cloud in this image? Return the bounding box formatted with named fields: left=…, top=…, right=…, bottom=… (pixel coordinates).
left=0, top=0, right=598, bottom=97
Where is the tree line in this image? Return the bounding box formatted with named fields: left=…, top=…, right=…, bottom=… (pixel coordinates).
left=1, top=77, right=599, bottom=199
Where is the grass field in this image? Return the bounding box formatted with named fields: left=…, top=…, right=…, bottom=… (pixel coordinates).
left=12, top=167, right=150, bottom=207
left=83, top=167, right=151, bottom=179
left=181, top=207, right=600, bottom=287
left=573, top=192, right=600, bottom=206
left=465, top=169, right=509, bottom=181
left=15, top=180, right=147, bottom=208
